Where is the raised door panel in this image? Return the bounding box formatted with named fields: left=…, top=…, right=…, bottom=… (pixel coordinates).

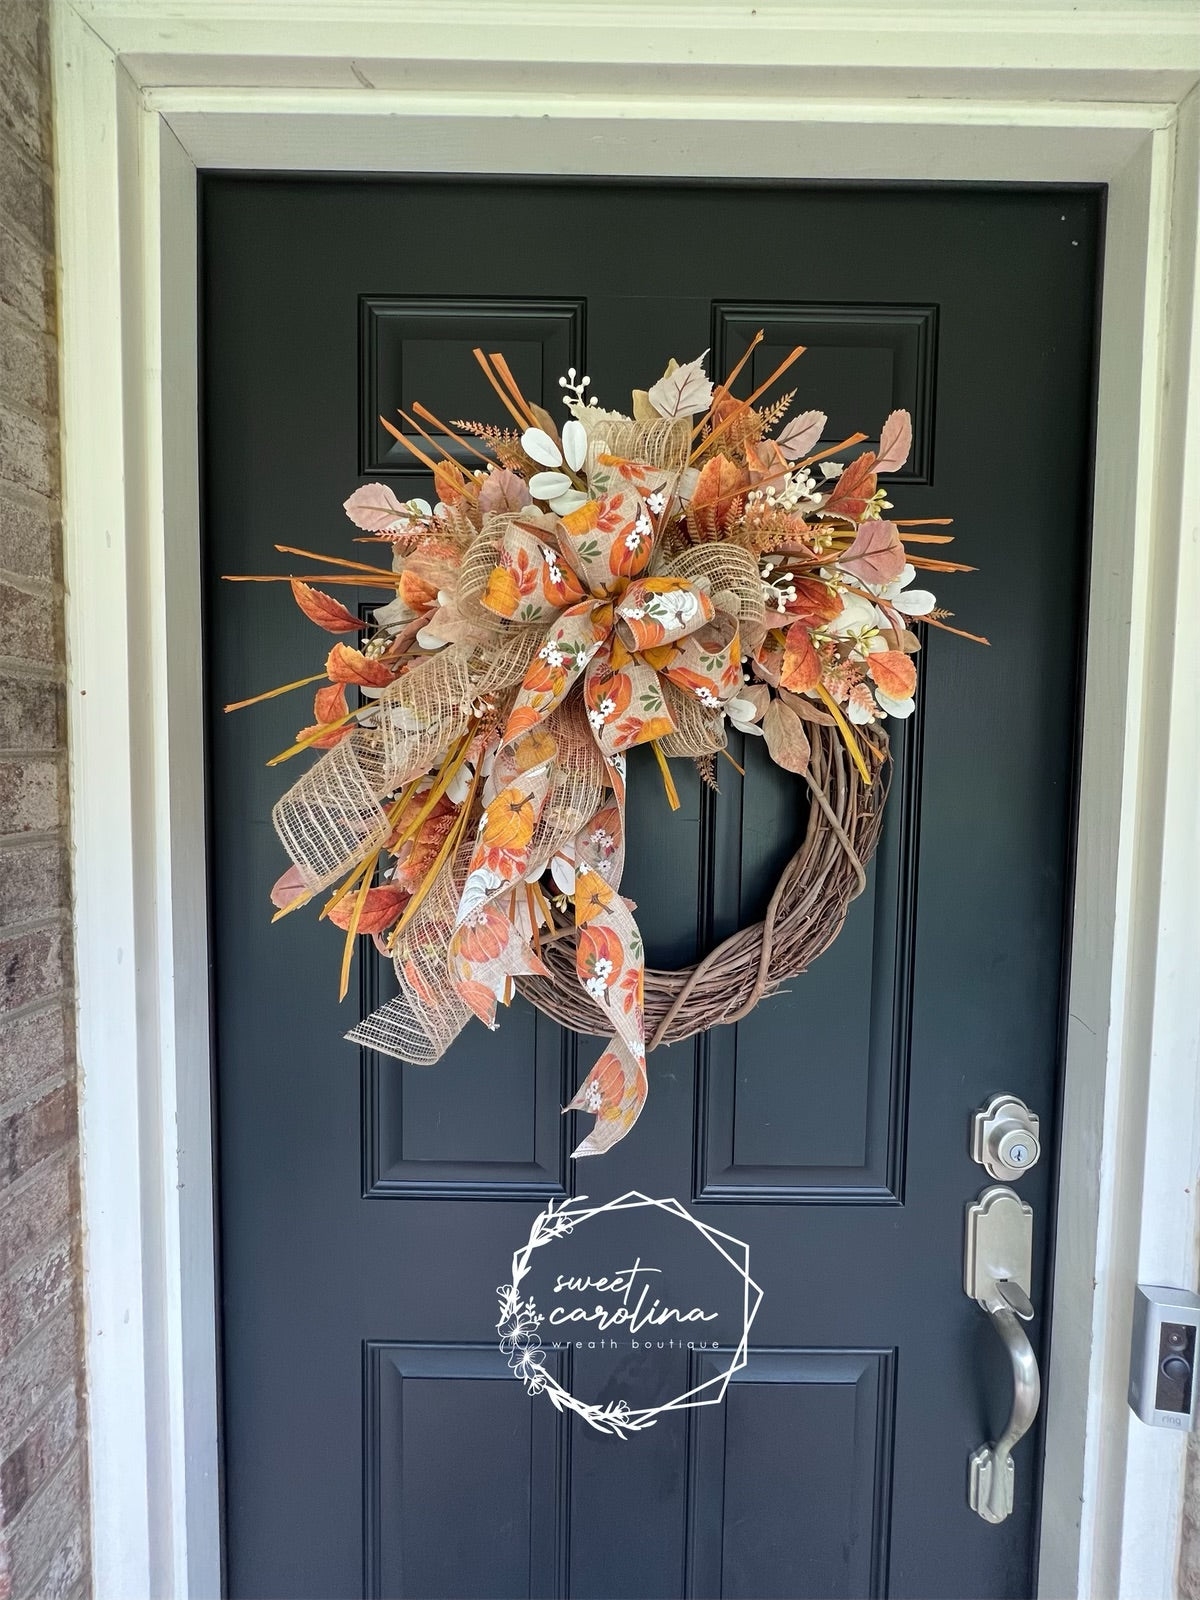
left=366, top=1343, right=568, bottom=1599
left=687, top=1349, right=895, bottom=1599
left=360, top=295, right=585, bottom=482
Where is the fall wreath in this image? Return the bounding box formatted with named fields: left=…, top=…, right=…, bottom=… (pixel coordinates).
left=228, top=338, right=980, bottom=1156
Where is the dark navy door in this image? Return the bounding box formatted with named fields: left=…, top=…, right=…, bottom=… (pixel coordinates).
left=202, top=177, right=1099, bottom=1599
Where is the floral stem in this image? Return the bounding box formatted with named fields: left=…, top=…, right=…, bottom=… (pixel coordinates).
left=224, top=672, right=325, bottom=713
left=650, top=740, right=681, bottom=811
left=816, top=683, right=871, bottom=784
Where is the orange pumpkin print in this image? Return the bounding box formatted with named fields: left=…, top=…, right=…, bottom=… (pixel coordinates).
left=481, top=787, right=538, bottom=852
left=608, top=503, right=654, bottom=579
left=583, top=664, right=633, bottom=730
left=576, top=923, right=624, bottom=995
left=455, top=903, right=510, bottom=964
left=483, top=564, right=521, bottom=617
left=573, top=869, right=615, bottom=925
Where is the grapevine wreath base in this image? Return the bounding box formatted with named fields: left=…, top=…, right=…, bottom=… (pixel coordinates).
left=518, top=718, right=889, bottom=1049
left=230, top=338, right=975, bottom=1158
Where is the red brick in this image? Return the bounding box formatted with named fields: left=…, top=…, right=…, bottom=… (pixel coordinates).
left=0, top=924, right=64, bottom=1015
left=0, top=675, right=58, bottom=752
left=4, top=1448, right=83, bottom=1597
left=0, top=581, right=55, bottom=669
left=0, top=758, right=61, bottom=833
left=0, top=1307, right=76, bottom=1451
left=0, top=840, right=66, bottom=929
left=0, top=4, right=43, bottom=77
left=0, top=136, right=50, bottom=255
left=0, top=42, right=46, bottom=169
left=0, top=492, right=59, bottom=583
left=0, top=1232, right=71, bottom=1357
left=0, top=1151, right=71, bottom=1275
left=0, top=318, right=53, bottom=419
left=0, top=403, right=55, bottom=500
left=0, top=1383, right=77, bottom=1522
left=0, top=1008, right=68, bottom=1111
left=0, top=1085, right=75, bottom=1195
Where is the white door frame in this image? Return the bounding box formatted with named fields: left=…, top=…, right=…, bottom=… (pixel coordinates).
left=49, top=4, right=1200, bottom=1597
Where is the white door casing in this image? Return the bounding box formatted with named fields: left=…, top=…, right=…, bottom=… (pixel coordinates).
left=48, top=4, right=1200, bottom=1598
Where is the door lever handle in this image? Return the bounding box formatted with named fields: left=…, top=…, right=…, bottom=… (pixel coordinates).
left=964, top=1185, right=1042, bottom=1523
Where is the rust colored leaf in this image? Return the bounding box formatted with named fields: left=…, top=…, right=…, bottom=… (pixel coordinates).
left=787, top=576, right=843, bottom=628
left=328, top=884, right=408, bottom=934
left=290, top=580, right=363, bottom=633
left=325, top=642, right=394, bottom=687
left=780, top=621, right=822, bottom=694
left=822, top=451, right=878, bottom=521
left=314, top=684, right=348, bottom=723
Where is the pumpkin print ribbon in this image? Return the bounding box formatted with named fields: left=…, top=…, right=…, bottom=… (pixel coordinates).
left=447, top=488, right=743, bottom=1155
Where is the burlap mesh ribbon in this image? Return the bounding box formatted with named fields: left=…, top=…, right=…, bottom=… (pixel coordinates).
left=272, top=418, right=773, bottom=1153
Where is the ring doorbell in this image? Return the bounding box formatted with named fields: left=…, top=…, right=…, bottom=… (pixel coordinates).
left=1129, top=1285, right=1200, bottom=1430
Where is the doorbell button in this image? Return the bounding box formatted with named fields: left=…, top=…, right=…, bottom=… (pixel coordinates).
left=1129, top=1286, right=1200, bottom=1429
left=972, top=1095, right=1041, bottom=1181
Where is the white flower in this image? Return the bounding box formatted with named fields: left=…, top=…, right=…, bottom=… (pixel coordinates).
left=727, top=697, right=765, bottom=736
left=538, top=641, right=567, bottom=670
left=869, top=563, right=936, bottom=617
left=646, top=491, right=666, bottom=515
left=587, top=696, right=617, bottom=731
left=523, top=421, right=589, bottom=514
left=694, top=686, right=721, bottom=709
left=549, top=850, right=576, bottom=896
left=592, top=957, right=614, bottom=980
left=874, top=688, right=916, bottom=719
left=584, top=974, right=610, bottom=1001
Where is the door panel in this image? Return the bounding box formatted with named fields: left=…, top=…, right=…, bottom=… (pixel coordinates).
left=202, top=176, right=1099, bottom=1599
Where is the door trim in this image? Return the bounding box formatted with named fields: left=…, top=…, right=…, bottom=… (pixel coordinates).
left=49, top=5, right=1200, bottom=1597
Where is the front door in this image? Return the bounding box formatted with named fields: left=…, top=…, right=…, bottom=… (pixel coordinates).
left=202, top=177, right=1099, bottom=1599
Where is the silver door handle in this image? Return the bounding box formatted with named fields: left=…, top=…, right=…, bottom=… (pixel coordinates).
left=964, top=1185, right=1041, bottom=1523
left=969, top=1279, right=1041, bottom=1523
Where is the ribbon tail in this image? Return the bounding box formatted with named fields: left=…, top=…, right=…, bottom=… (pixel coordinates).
left=565, top=1041, right=648, bottom=1158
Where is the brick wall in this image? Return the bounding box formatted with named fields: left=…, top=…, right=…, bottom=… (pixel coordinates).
left=0, top=1, right=90, bottom=1597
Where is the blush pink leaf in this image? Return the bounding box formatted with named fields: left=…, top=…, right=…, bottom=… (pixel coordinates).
left=874, top=410, right=913, bottom=474
left=774, top=409, right=826, bottom=462
left=838, top=519, right=906, bottom=584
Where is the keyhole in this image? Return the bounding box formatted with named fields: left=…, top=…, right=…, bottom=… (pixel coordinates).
left=1009, top=1144, right=1028, bottom=1166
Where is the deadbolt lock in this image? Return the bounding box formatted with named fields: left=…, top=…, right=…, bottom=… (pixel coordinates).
left=972, top=1095, right=1041, bottom=1181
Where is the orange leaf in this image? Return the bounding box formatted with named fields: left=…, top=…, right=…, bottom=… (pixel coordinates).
left=325, top=642, right=394, bottom=687
left=823, top=451, right=878, bottom=521
left=290, top=580, right=363, bottom=633
left=689, top=453, right=749, bottom=531
left=786, top=576, right=842, bottom=628
left=780, top=621, right=821, bottom=693
left=314, top=684, right=348, bottom=723
left=867, top=650, right=917, bottom=701
left=294, top=721, right=350, bottom=749
left=328, top=884, right=408, bottom=934
left=398, top=570, right=438, bottom=611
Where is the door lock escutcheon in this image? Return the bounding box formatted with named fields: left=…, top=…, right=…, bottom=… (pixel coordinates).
left=972, top=1094, right=1041, bottom=1180
left=964, top=1185, right=1041, bottom=1524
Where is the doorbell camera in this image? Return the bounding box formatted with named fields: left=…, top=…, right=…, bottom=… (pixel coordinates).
left=1129, top=1285, right=1200, bottom=1429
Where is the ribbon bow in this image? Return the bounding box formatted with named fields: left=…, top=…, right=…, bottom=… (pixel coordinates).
left=446, top=489, right=743, bottom=1155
